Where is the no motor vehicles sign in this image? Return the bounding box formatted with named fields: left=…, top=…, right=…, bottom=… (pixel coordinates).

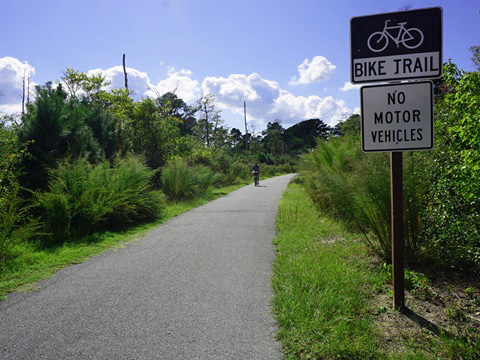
left=351, top=7, right=442, bottom=83
left=361, top=81, right=433, bottom=152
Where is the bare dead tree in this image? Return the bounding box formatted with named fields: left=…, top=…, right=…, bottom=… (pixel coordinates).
left=27, top=76, right=31, bottom=106
left=248, top=120, right=257, bottom=138
left=22, top=69, right=26, bottom=115
left=123, top=54, right=128, bottom=91
left=204, top=102, right=210, bottom=147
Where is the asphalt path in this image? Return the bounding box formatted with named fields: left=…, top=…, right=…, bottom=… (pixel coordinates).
left=0, top=174, right=295, bottom=359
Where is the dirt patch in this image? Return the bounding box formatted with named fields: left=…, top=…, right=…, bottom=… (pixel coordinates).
left=371, top=266, right=480, bottom=357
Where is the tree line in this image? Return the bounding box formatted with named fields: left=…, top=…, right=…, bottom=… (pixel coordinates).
left=0, top=68, right=336, bottom=261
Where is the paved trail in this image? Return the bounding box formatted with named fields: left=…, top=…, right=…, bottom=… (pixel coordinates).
left=0, top=174, right=295, bottom=359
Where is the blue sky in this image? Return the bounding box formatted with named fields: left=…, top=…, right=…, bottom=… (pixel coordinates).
left=1, top=0, right=478, bottom=132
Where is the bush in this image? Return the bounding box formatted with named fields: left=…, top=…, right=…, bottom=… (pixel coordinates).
left=0, top=191, right=42, bottom=262
left=301, top=137, right=426, bottom=262
left=161, top=157, right=221, bottom=200
left=0, top=119, right=41, bottom=262
left=35, top=155, right=165, bottom=245
left=220, top=160, right=250, bottom=185
left=418, top=63, right=480, bottom=271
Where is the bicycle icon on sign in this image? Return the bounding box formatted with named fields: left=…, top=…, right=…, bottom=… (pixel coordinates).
left=367, top=20, right=424, bottom=52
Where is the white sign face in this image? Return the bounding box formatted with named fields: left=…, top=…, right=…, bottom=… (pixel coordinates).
left=361, top=81, right=433, bottom=152
left=351, top=7, right=442, bottom=84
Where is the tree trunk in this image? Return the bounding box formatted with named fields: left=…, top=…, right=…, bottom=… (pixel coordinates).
left=204, top=103, right=209, bottom=147
left=22, top=70, right=26, bottom=115
left=123, top=54, right=128, bottom=91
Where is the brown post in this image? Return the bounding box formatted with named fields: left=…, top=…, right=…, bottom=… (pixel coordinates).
left=391, top=151, right=405, bottom=309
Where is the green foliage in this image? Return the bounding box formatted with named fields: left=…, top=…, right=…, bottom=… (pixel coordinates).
left=126, top=97, right=185, bottom=172
left=34, top=155, right=165, bottom=245
left=283, top=118, right=330, bottom=154
left=0, top=119, right=41, bottom=262
left=334, top=113, right=361, bottom=138
left=0, top=191, right=42, bottom=262
left=0, top=120, right=23, bottom=197
left=419, top=62, right=480, bottom=272
left=61, top=68, right=109, bottom=100
left=18, top=83, right=117, bottom=189
left=155, top=92, right=197, bottom=136
left=161, top=157, right=221, bottom=200
left=470, top=45, right=480, bottom=70
left=262, top=163, right=296, bottom=177
left=187, top=146, right=231, bottom=173
left=261, top=121, right=286, bottom=155
left=221, top=160, right=250, bottom=185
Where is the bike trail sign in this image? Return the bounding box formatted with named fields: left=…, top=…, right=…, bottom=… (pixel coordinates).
left=351, top=7, right=442, bottom=84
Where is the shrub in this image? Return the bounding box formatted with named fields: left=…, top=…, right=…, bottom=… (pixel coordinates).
left=301, top=137, right=427, bottom=262
left=0, top=191, right=42, bottom=262
left=35, top=155, right=165, bottom=245
left=161, top=157, right=221, bottom=200
left=221, top=160, right=250, bottom=185
left=419, top=63, right=480, bottom=271
left=0, top=119, right=41, bottom=262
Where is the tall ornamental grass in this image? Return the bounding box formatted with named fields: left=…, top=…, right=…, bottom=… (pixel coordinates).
left=35, top=155, right=166, bottom=245
left=0, top=191, right=42, bottom=263
left=301, top=137, right=426, bottom=262
left=221, top=160, right=250, bottom=185
left=161, top=157, right=221, bottom=200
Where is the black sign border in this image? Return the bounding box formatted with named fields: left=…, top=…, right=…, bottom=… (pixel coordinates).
left=350, top=7, right=443, bottom=84
left=360, top=80, right=434, bottom=153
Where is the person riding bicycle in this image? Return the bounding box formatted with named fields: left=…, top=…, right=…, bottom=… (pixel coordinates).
left=252, top=163, right=260, bottom=187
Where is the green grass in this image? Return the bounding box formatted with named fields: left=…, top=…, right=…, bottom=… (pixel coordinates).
left=273, top=181, right=480, bottom=359
left=0, top=182, right=247, bottom=300
left=272, top=182, right=384, bottom=359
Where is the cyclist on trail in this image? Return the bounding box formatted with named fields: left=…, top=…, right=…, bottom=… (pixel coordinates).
left=252, top=163, right=260, bottom=187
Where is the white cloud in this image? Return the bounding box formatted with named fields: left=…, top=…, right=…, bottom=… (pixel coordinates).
left=272, top=91, right=352, bottom=126
left=0, top=57, right=36, bottom=114
left=340, top=81, right=361, bottom=92
left=85, top=66, right=201, bottom=102
left=202, top=73, right=281, bottom=116
left=87, top=66, right=152, bottom=99
left=0, top=57, right=353, bottom=128
left=147, top=67, right=200, bottom=103
left=202, top=72, right=352, bottom=127
left=289, top=56, right=336, bottom=85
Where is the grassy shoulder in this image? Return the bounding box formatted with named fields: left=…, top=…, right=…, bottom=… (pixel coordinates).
left=272, top=181, right=384, bottom=359
left=272, top=181, right=480, bottom=359
left=0, top=182, right=247, bottom=300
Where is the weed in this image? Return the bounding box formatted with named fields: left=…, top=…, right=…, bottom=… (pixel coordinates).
left=445, top=305, right=466, bottom=321
left=465, top=286, right=475, bottom=300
